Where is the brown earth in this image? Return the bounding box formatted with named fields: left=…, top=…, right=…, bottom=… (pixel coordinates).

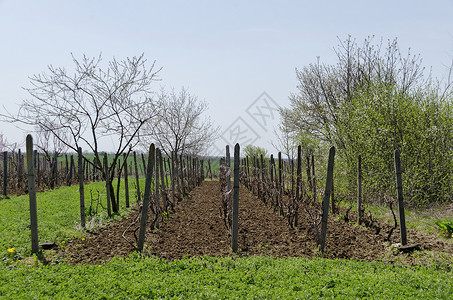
left=62, top=181, right=453, bottom=265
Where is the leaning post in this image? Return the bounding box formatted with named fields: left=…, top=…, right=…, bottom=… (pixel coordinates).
left=133, top=152, right=141, bottom=203
left=123, top=153, right=130, bottom=208
left=104, top=153, right=111, bottom=218
left=320, top=146, right=335, bottom=254
left=137, top=144, right=155, bottom=252
left=394, top=149, right=407, bottom=245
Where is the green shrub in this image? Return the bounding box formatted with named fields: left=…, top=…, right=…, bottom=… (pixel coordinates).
left=435, top=220, right=453, bottom=238
left=281, top=36, right=453, bottom=206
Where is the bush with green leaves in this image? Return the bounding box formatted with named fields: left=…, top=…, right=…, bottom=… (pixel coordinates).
left=243, top=145, right=268, bottom=161
left=281, top=36, right=453, bottom=206
left=337, top=82, right=453, bottom=206
left=435, top=220, right=453, bottom=238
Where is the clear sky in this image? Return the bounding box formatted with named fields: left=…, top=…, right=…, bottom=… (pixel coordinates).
left=0, top=0, right=452, bottom=155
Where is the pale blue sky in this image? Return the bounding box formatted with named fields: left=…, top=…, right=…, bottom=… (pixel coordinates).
left=1, top=0, right=452, bottom=153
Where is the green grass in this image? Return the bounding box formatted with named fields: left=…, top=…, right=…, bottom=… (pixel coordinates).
left=0, top=178, right=146, bottom=258
left=1, top=254, right=452, bottom=299
left=363, top=201, right=453, bottom=239
left=2, top=177, right=453, bottom=298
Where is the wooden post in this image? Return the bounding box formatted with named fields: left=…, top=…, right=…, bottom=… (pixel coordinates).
left=104, top=153, right=111, bottom=218
left=294, top=146, right=302, bottom=227
left=116, top=158, right=122, bottom=209
left=252, top=157, right=256, bottom=194
left=200, top=159, right=205, bottom=183
left=289, top=159, right=294, bottom=200
left=320, top=146, right=335, bottom=254
left=153, top=149, right=160, bottom=229
left=187, top=157, right=192, bottom=190
left=259, top=154, right=267, bottom=204
left=331, top=177, right=335, bottom=214
left=94, top=158, right=98, bottom=181
left=189, top=157, right=194, bottom=190
left=164, top=157, right=170, bottom=190
left=133, top=152, right=141, bottom=203
left=180, top=155, right=185, bottom=197
left=123, top=153, right=130, bottom=208
left=137, top=144, right=155, bottom=252
left=196, top=158, right=200, bottom=185
left=158, top=150, right=168, bottom=212
left=141, top=153, right=147, bottom=176
left=170, top=152, right=176, bottom=203
left=248, top=157, right=252, bottom=192
left=3, top=151, right=7, bottom=197
left=270, top=154, right=275, bottom=208
left=306, top=156, right=312, bottom=190
left=36, top=151, right=41, bottom=188
left=33, top=150, right=37, bottom=179
left=282, top=160, right=286, bottom=195
left=296, top=146, right=302, bottom=201
left=207, top=160, right=213, bottom=181
left=26, top=135, right=39, bottom=254
left=77, top=147, right=86, bottom=228
left=65, top=154, right=69, bottom=185
left=245, top=157, right=250, bottom=188
left=69, top=155, right=74, bottom=185
left=232, top=143, right=240, bottom=252
left=357, top=154, right=363, bottom=225
left=226, top=145, right=231, bottom=206
left=394, top=149, right=407, bottom=245
left=50, top=152, right=58, bottom=189
left=278, top=152, right=283, bottom=215
left=83, top=159, right=87, bottom=183
left=17, top=149, right=23, bottom=191
left=190, top=157, right=194, bottom=188
left=311, top=154, right=317, bottom=203
left=175, top=154, right=182, bottom=200
left=193, top=158, right=197, bottom=187
left=194, top=157, right=198, bottom=186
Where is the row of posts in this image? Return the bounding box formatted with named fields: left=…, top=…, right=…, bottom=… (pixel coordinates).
left=23, top=135, right=407, bottom=254
left=24, top=134, right=207, bottom=253
left=0, top=148, right=165, bottom=198
left=136, top=144, right=208, bottom=251
left=238, top=146, right=407, bottom=254
left=219, top=144, right=240, bottom=252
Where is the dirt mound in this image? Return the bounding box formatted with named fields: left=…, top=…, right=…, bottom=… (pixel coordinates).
left=63, top=181, right=453, bottom=264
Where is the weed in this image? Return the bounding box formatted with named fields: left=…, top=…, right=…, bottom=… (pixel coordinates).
left=435, top=220, right=453, bottom=238
left=1, top=255, right=452, bottom=298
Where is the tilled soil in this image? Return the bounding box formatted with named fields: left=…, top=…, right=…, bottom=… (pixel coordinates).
left=63, top=181, right=453, bottom=264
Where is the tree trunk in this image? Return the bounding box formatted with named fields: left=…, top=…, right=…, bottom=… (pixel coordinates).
left=109, top=180, right=119, bottom=213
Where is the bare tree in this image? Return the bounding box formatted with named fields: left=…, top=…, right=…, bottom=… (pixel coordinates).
left=271, top=118, right=297, bottom=161
left=34, top=124, right=69, bottom=161
left=140, top=87, right=219, bottom=158
left=2, top=53, right=161, bottom=212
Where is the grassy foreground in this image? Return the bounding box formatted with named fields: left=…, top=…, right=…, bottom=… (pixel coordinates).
left=1, top=254, right=452, bottom=299
left=1, top=181, right=452, bottom=299
left=0, top=178, right=145, bottom=256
